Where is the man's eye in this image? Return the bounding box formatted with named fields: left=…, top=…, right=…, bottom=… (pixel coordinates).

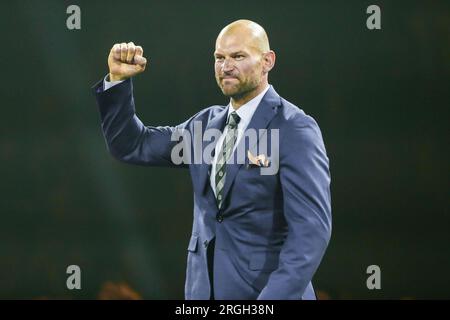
left=235, top=55, right=245, bottom=60
left=216, top=57, right=224, bottom=61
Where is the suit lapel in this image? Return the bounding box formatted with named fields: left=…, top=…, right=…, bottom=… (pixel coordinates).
left=198, top=106, right=228, bottom=197
left=219, top=86, right=281, bottom=206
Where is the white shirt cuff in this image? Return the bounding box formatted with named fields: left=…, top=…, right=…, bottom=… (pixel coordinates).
left=103, top=74, right=125, bottom=91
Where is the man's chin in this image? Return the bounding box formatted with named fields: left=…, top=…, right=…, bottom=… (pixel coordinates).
left=220, top=87, right=239, bottom=97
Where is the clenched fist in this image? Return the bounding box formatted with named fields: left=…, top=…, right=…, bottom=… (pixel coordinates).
left=108, top=42, right=147, bottom=82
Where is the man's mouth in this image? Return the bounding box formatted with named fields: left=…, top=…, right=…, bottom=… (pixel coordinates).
left=222, top=76, right=238, bottom=81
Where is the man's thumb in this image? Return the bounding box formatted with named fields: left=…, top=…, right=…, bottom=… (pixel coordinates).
left=134, top=55, right=147, bottom=66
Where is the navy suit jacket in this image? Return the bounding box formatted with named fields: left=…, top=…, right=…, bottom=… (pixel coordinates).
left=92, top=78, right=332, bottom=300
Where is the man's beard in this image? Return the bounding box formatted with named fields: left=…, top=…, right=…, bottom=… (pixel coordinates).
left=217, top=77, right=260, bottom=100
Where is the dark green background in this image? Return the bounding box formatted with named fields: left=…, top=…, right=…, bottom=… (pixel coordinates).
left=0, top=0, right=448, bottom=299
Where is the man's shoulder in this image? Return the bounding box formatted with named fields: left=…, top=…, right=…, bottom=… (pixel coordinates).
left=276, top=95, right=327, bottom=152
left=277, top=96, right=319, bottom=130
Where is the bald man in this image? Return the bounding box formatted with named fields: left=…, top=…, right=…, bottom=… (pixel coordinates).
left=92, top=20, right=331, bottom=300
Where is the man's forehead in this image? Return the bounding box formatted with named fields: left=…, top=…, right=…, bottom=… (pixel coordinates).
left=214, top=44, right=253, bottom=54
left=215, top=36, right=259, bottom=54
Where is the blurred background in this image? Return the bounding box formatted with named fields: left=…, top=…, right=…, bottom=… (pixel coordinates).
left=0, top=0, right=448, bottom=299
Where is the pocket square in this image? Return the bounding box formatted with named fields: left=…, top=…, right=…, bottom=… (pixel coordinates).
left=247, top=150, right=270, bottom=167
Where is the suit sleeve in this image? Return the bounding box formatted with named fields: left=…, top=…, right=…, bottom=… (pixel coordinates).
left=257, top=114, right=332, bottom=300
left=92, top=77, right=190, bottom=168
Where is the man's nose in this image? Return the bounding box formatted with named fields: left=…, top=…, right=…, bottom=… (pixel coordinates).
left=222, top=58, right=235, bottom=72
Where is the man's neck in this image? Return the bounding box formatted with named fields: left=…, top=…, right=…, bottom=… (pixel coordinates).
left=230, top=82, right=269, bottom=110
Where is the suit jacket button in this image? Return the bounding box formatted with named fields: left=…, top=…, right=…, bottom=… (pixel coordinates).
left=203, top=240, right=208, bottom=248
left=216, top=214, right=224, bottom=223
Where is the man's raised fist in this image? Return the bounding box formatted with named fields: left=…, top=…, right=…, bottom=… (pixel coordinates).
left=108, top=42, right=147, bottom=81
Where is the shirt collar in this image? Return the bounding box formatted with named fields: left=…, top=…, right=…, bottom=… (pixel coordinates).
left=227, top=85, right=270, bottom=126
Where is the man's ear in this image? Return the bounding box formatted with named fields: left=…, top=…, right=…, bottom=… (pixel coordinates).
left=262, top=51, right=276, bottom=74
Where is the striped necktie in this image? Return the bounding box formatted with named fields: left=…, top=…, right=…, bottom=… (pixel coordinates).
left=215, top=111, right=241, bottom=208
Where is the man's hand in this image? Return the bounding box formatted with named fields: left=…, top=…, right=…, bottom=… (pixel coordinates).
left=108, top=42, right=147, bottom=82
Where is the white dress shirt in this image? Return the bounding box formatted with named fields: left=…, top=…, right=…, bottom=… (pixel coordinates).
left=209, top=85, right=270, bottom=196
left=103, top=76, right=270, bottom=196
